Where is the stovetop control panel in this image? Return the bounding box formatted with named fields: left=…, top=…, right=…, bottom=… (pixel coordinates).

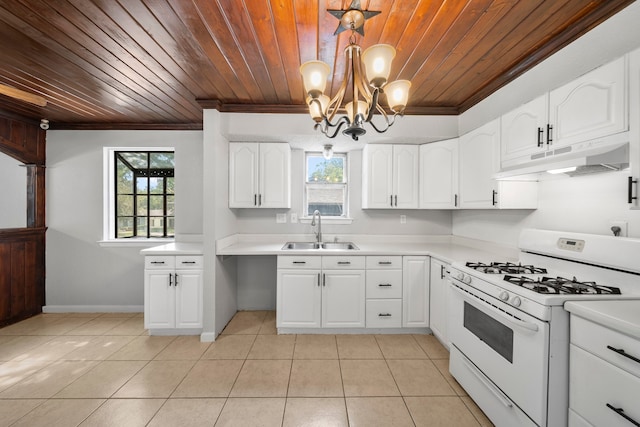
left=557, top=238, right=585, bottom=252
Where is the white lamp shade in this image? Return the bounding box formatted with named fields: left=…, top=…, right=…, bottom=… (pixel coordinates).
left=345, top=100, right=369, bottom=123
left=307, top=95, right=329, bottom=122
left=385, top=80, right=411, bottom=112
left=300, top=61, right=331, bottom=96
left=361, top=44, right=396, bottom=87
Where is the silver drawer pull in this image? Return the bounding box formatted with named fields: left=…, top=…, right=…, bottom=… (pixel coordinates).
left=378, top=261, right=392, bottom=265
left=292, top=261, right=306, bottom=264
left=378, top=313, right=392, bottom=317
left=378, top=283, right=392, bottom=287
left=337, top=261, right=351, bottom=265
left=606, top=403, right=640, bottom=426
left=181, top=261, right=197, bottom=264
left=150, top=261, right=165, bottom=264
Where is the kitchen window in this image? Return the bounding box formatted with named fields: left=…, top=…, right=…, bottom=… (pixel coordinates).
left=304, top=152, right=348, bottom=218
left=102, top=147, right=175, bottom=244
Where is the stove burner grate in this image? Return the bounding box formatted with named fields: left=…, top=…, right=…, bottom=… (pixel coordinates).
left=503, top=275, right=622, bottom=295
left=466, top=262, right=548, bottom=275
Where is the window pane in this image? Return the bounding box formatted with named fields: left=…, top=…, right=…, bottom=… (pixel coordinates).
left=116, top=160, right=134, bottom=194
left=137, top=195, right=148, bottom=215
left=117, top=217, right=134, bottom=237
left=150, top=152, right=174, bottom=169
left=167, top=195, right=175, bottom=215
left=149, top=217, right=164, bottom=237
left=149, top=195, right=164, bottom=214
left=117, top=195, right=134, bottom=216
left=136, top=217, right=148, bottom=237
left=149, top=177, right=164, bottom=194
left=136, top=177, right=148, bottom=193
left=307, top=157, right=345, bottom=183
left=167, top=217, right=175, bottom=236
left=307, top=185, right=345, bottom=216
left=120, top=152, right=148, bottom=169
left=166, top=177, right=174, bottom=195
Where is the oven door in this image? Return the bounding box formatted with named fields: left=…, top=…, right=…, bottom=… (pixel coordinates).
left=449, top=281, right=549, bottom=427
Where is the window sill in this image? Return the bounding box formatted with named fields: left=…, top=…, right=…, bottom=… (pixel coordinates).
left=299, top=217, right=354, bottom=225
left=98, top=238, right=175, bottom=248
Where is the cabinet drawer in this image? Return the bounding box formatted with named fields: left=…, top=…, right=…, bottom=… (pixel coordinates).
left=145, top=256, right=175, bottom=269
left=366, top=299, right=402, bottom=328
left=366, top=270, right=402, bottom=299
left=570, top=344, right=640, bottom=427
left=322, top=256, right=365, bottom=269
left=176, top=256, right=203, bottom=269
left=366, top=256, right=402, bottom=269
left=277, top=256, right=321, bottom=269
left=571, top=315, right=640, bottom=378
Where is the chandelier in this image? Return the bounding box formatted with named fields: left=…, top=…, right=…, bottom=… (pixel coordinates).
left=300, top=0, right=411, bottom=141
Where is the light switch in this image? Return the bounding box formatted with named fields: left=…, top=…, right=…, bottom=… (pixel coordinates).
left=290, top=213, right=298, bottom=223
left=276, top=213, right=287, bottom=223
left=400, top=215, right=406, bottom=224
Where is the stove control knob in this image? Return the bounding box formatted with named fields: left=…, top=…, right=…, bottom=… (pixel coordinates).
left=463, top=275, right=472, bottom=284
left=456, top=272, right=464, bottom=281
left=511, top=296, right=522, bottom=307
left=498, top=291, right=509, bottom=301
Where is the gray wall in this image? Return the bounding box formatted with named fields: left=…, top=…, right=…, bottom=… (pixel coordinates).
left=46, top=130, right=203, bottom=310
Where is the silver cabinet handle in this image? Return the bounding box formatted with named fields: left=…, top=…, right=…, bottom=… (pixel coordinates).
left=181, top=261, right=196, bottom=264
left=378, top=261, right=392, bottom=265
left=175, top=274, right=179, bottom=286
left=394, top=195, right=397, bottom=206
left=317, top=273, right=320, bottom=287
left=337, top=261, right=351, bottom=265
left=259, top=194, right=262, bottom=206
left=168, top=273, right=173, bottom=286
left=292, top=261, right=306, bottom=264
left=151, top=261, right=165, bottom=264
left=378, top=313, right=392, bottom=317
left=322, top=274, right=326, bottom=287
left=378, top=283, right=392, bottom=287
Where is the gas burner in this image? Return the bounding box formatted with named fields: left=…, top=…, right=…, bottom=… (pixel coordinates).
left=466, top=262, right=548, bottom=275
left=503, top=275, right=622, bottom=295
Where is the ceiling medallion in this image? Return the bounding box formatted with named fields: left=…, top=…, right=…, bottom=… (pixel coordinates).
left=300, top=0, right=410, bottom=141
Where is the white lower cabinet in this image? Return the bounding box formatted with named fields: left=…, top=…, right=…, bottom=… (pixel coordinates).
left=569, top=315, right=640, bottom=426
left=276, top=256, right=365, bottom=329
left=365, top=256, right=403, bottom=328
left=403, top=256, right=430, bottom=328
left=144, top=255, right=203, bottom=332
left=429, top=258, right=449, bottom=347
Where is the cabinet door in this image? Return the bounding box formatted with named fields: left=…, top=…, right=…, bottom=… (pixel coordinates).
left=403, top=256, right=429, bottom=328
left=362, top=144, right=394, bottom=209
left=277, top=269, right=321, bottom=328
left=630, top=48, right=640, bottom=210
left=393, top=145, right=419, bottom=209
left=322, top=270, right=366, bottom=328
left=259, top=143, right=291, bottom=208
left=500, top=94, right=548, bottom=168
left=550, top=56, right=627, bottom=148
left=229, top=143, right=258, bottom=208
left=144, top=269, right=175, bottom=329
left=175, top=270, right=203, bottom=328
left=419, top=139, right=459, bottom=209
left=459, top=119, right=500, bottom=209
left=429, top=259, right=449, bottom=346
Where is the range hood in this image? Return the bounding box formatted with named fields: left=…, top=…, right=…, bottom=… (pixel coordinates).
left=494, top=141, right=629, bottom=180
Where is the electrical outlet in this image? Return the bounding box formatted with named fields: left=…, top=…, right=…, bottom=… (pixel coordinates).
left=400, top=215, right=406, bottom=224
left=290, top=213, right=298, bottom=223
left=609, top=221, right=627, bottom=237
left=276, top=213, right=287, bottom=224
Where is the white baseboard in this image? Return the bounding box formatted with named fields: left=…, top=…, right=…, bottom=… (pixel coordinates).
left=43, top=305, right=143, bottom=313
left=200, top=332, right=217, bottom=342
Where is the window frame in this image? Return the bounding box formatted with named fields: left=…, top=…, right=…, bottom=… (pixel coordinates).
left=303, top=151, right=350, bottom=220
left=101, top=146, right=175, bottom=246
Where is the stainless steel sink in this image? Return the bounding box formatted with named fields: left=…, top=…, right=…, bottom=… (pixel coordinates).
left=281, top=241, right=359, bottom=250
left=321, top=242, right=359, bottom=250
left=282, top=242, right=320, bottom=250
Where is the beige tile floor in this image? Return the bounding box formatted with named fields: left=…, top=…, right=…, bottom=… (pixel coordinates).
left=0, top=310, right=493, bottom=426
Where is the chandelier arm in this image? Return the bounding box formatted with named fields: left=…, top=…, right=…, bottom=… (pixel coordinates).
left=326, top=45, right=355, bottom=123
left=364, top=88, right=381, bottom=123
left=321, top=116, right=350, bottom=138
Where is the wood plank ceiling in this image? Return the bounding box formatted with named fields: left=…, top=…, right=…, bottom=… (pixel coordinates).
left=0, top=0, right=634, bottom=129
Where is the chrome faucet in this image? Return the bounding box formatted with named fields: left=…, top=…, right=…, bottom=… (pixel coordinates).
left=311, top=210, right=322, bottom=243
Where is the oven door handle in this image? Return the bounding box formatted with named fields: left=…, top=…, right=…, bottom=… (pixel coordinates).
left=451, top=285, right=539, bottom=333
left=461, top=354, right=513, bottom=409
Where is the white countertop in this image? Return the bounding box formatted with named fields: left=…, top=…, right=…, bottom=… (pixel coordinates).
left=565, top=300, right=640, bottom=340
left=140, top=242, right=203, bottom=255
left=215, top=234, right=518, bottom=264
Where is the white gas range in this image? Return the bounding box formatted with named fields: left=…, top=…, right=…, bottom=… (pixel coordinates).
left=448, top=229, right=640, bottom=427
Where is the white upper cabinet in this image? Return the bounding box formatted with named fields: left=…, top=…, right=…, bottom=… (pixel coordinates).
left=362, top=144, right=419, bottom=209
left=549, top=56, right=627, bottom=148
left=460, top=119, right=538, bottom=209
left=501, top=94, right=548, bottom=168
left=229, top=142, right=291, bottom=208
left=629, top=48, right=640, bottom=209
left=419, top=138, right=459, bottom=209
left=459, top=119, right=500, bottom=209
left=501, top=56, right=628, bottom=169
